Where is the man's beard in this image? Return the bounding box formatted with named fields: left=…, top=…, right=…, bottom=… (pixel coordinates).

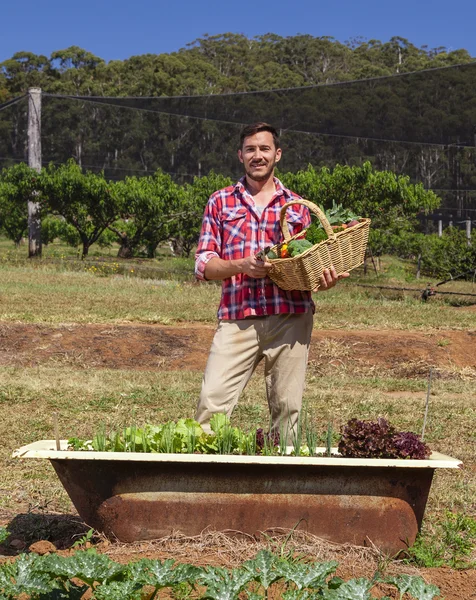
left=245, top=161, right=275, bottom=182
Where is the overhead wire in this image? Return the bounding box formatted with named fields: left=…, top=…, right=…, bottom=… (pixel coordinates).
left=0, top=94, right=27, bottom=112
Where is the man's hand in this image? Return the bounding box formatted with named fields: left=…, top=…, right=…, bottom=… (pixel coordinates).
left=203, top=254, right=273, bottom=280
left=314, top=266, right=349, bottom=292
left=242, top=254, right=273, bottom=278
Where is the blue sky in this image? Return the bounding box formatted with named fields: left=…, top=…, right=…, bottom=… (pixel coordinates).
left=1, top=0, right=476, bottom=63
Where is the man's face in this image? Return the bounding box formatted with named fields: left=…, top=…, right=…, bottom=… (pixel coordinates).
left=238, top=131, right=282, bottom=182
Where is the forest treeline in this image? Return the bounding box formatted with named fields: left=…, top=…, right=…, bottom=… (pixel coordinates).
left=1, top=34, right=476, bottom=216
left=1, top=34, right=473, bottom=98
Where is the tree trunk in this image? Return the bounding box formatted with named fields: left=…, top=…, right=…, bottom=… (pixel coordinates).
left=81, top=240, right=89, bottom=258
left=146, top=242, right=159, bottom=259
left=169, top=237, right=184, bottom=256
left=28, top=87, right=42, bottom=258
left=117, top=239, right=133, bottom=258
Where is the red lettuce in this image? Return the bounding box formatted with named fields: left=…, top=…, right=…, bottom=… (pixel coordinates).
left=338, top=418, right=430, bottom=459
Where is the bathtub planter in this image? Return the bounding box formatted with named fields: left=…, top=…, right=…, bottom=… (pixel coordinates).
left=13, top=440, right=462, bottom=554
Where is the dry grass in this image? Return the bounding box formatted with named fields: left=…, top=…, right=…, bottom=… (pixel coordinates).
left=104, top=528, right=424, bottom=577
left=1, top=259, right=476, bottom=329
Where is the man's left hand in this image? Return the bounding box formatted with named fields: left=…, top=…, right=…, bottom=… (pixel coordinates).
left=314, top=266, right=349, bottom=292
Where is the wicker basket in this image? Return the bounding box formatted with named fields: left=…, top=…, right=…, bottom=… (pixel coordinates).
left=267, top=199, right=371, bottom=291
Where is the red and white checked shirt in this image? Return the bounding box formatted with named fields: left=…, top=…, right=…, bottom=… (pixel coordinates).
left=195, top=177, right=315, bottom=320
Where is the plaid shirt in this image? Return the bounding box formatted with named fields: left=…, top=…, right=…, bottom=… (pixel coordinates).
left=195, top=177, right=315, bottom=320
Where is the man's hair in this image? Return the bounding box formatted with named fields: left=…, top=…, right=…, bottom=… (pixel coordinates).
left=239, top=122, right=280, bottom=150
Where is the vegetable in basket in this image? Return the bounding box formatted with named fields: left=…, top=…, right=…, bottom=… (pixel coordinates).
left=267, top=201, right=362, bottom=259
left=288, top=239, right=313, bottom=257
left=306, top=201, right=361, bottom=245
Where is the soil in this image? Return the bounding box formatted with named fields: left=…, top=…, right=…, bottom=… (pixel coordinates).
left=0, top=322, right=475, bottom=372
left=0, top=322, right=475, bottom=598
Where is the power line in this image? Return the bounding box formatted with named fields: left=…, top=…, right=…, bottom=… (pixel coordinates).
left=40, top=94, right=476, bottom=150
left=0, top=94, right=27, bottom=113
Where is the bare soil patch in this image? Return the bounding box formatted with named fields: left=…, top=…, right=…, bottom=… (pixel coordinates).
left=0, top=322, right=475, bottom=373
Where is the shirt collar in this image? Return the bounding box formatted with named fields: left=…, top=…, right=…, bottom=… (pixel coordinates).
left=235, top=176, right=291, bottom=200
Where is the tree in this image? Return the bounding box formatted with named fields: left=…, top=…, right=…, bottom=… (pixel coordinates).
left=0, top=51, right=53, bottom=95
left=169, top=171, right=233, bottom=257
left=0, top=163, right=43, bottom=245
left=280, top=162, right=441, bottom=233
left=41, top=160, right=119, bottom=257
left=109, top=171, right=182, bottom=258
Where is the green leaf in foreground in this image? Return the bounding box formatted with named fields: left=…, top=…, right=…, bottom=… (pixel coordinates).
left=198, top=566, right=254, bottom=600
left=282, top=591, right=319, bottom=599
left=320, top=577, right=373, bottom=600
left=39, top=551, right=125, bottom=586
left=242, top=549, right=280, bottom=589
left=0, top=554, right=56, bottom=597
left=385, top=575, right=441, bottom=600
left=93, top=579, right=143, bottom=600
left=274, top=559, right=338, bottom=590
left=125, top=558, right=201, bottom=590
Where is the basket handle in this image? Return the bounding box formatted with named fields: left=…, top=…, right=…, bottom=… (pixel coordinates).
left=280, top=198, right=335, bottom=242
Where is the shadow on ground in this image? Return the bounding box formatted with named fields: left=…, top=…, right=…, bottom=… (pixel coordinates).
left=0, top=512, right=90, bottom=555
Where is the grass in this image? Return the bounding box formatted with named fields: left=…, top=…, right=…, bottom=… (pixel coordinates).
left=0, top=237, right=475, bottom=566
left=1, top=249, right=476, bottom=329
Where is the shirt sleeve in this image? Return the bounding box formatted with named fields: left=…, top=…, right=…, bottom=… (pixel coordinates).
left=194, top=196, right=222, bottom=280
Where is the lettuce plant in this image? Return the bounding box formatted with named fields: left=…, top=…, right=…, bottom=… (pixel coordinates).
left=338, top=418, right=431, bottom=459
left=68, top=416, right=431, bottom=459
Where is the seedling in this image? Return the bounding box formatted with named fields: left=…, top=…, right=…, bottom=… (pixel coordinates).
left=72, top=528, right=95, bottom=549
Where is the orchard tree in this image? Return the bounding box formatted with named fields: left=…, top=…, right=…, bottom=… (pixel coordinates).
left=280, top=161, right=441, bottom=232
left=41, top=159, right=119, bottom=257
left=0, top=163, right=43, bottom=245
left=109, top=170, right=182, bottom=258
left=169, top=171, right=233, bottom=257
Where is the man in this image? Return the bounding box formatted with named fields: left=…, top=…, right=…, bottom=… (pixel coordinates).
left=194, top=122, right=347, bottom=436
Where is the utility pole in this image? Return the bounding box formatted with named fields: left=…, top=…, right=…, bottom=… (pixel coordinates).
left=27, top=87, right=42, bottom=257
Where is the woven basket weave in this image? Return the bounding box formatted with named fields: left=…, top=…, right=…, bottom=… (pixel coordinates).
left=268, top=199, right=371, bottom=291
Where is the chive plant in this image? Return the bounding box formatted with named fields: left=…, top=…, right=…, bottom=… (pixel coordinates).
left=93, top=423, right=107, bottom=451
left=243, top=430, right=257, bottom=456
left=279, top=422, right=288, bottom=456
left=160, top=422, right=175, bottom=453
left=291, top=412, right=303, bottom=456
left=216, top=419, right=235, bottom=454
left=326, top=420, right=333, bottom=457
left=304, top=409, right=318, bottom=457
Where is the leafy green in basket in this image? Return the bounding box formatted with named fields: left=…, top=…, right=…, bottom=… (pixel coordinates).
left=306, top=201, right=361, bottom=245
left=288, top=239, right=313, bottom=257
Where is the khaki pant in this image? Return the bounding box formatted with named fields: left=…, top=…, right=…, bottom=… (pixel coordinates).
left=195, top=311, right=313, bottom=437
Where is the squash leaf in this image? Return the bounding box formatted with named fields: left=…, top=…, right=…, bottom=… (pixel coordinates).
left=243, top=549, right=280, bottom=589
